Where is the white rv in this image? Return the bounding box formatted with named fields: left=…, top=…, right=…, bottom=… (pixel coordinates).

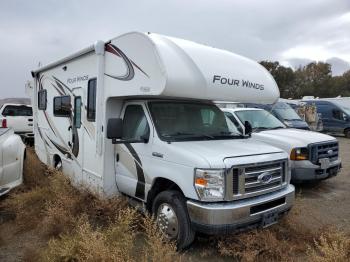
left=30, top=32, right=294, bottom=248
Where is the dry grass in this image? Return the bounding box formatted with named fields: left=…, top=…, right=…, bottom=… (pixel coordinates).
left=217, top=198, right=350, bottom=262
left=141, top=215, right=181, bottom=261
left=307, top=229, right=350, bottom=262
left=41, top=210, right=137, bottom=262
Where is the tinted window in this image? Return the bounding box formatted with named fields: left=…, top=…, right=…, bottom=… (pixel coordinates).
left=2, top=105, right=32, bottom=116
left=87, top=79, right=97, bottom=121
left=123, top=105, right=149, bottom=141
left=38, top=89, right=47, bottom=110
left=74, top=97, right=82, bottom=128
left=54, top=96, right=71, bottom=117
left=332, top=109, right=345, bottom=121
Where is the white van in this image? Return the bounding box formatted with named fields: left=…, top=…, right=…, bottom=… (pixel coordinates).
left=29, top=32, right=294, bottom=248
left=222, top=107, right=342, bottom=182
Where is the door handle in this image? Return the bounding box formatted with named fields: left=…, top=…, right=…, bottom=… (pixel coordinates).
left=116, top=153, right=119, bottom=162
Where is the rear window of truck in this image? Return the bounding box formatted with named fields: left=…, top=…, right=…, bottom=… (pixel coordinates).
left=2, top=105, right=33, bottom=116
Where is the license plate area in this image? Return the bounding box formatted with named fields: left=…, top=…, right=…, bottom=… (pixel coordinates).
left=261, top=210, right=279, bottom=228
left=319, top=158, right=330, bottom=169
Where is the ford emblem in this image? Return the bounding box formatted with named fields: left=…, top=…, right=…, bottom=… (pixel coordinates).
left=258, top=172, right=273, bottom=184
left=327, top=149, right=333, bottom=155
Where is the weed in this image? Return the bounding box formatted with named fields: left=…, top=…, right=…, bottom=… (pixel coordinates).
left=307, top=228, right=350, bottom=262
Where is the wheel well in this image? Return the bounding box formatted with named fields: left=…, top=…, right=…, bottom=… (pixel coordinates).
left=53, top=154, right=62, bottom=168
left=146, top=178, right=183, bottom=213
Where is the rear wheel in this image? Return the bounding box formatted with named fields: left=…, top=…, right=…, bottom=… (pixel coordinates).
left=152, top=190, right=195, bottom=250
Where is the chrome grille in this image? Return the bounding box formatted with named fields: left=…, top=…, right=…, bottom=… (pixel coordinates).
left=229, top=159, right=288, bottom=200
left=310, top=141, right=339, bottom=164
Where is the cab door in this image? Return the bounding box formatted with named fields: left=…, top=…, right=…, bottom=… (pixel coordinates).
left=114, top=103, right=152, bottom=201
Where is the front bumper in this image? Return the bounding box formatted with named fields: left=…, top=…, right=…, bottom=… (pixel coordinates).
left=186, top=184, right=294, bottom=234
left=291, top=159, right=342, bottom=182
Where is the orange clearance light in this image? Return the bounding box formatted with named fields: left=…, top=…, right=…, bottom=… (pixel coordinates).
left=195, top=178, right=208, bottom=186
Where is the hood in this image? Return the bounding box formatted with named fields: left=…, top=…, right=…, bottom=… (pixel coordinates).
left=252, top=128, right=337, bottom=151
left=166, top=138, right=284, bottom=168
left=283, top=119, right=309, bottom=129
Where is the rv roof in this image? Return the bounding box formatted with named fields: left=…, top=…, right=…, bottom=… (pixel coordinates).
left=32, top=32, right=280, bottom=104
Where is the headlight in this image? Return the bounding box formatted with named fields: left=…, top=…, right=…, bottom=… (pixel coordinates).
left=290, top=147, right=309, bottom=160
left=194, top=168, right=225, bottom=201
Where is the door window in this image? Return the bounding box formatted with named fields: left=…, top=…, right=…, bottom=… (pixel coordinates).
left=332, top=109, right=345, bottom=121
left=123, top=105, right=150, bottom=141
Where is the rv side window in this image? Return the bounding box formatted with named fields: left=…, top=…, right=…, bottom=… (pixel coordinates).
left=87, top=79, right=97, bottom=121
left=54, top=96, right=71, bottom=117
left=74, top=96, right=82, bottom=128
left=38, top=89, right=47, bottom=110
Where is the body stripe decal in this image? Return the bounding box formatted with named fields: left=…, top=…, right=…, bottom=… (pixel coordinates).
left=105, top=43, right=149, bottom=80
left=125, top=143, right=145, bottom=199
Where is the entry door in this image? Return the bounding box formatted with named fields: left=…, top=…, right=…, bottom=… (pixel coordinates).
left=115, top=103, right=151, bottom=201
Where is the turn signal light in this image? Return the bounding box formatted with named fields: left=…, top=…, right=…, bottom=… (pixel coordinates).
left=290, top=148, right=309, bottom=161
left=195, top=177, right=208, bottom=186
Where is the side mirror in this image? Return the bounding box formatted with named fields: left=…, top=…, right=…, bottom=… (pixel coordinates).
left=107, top=118, right=123, bottom=143
left=244, top=121, right=252, bottom=136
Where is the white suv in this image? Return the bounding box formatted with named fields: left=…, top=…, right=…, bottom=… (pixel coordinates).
left=0, top=103, right=34, bottom=144
left=222, top=107, right=342, bottom=182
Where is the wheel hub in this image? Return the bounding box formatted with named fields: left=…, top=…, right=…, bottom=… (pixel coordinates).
left=156, top=203, right=179, bottom=239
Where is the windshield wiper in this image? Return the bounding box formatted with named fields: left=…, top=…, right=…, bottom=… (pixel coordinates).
left=268, top=126, right=285, bottom=130
left=163, top=132, right=214, bottom=140
left=211, top=131, right=244, bottom=138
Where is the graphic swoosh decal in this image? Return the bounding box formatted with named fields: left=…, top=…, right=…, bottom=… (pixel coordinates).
left=105, top=43, right=149, bottom=80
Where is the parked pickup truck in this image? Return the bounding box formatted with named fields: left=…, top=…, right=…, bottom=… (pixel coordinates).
left=0, top=103, right=34, bottom=144
left=0, top=128, right=25, bottom=196
left=222, top=107, right=342, bottom=182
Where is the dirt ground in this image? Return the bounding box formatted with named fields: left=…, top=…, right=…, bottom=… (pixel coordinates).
left=0, top=137, right=349, bottom=261
left=293, top=137, right=350, bottom=233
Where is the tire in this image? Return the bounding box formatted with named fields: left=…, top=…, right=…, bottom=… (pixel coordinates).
left=345, top=129, right=350, bottom=139
left=152, top=190, right=195, bottom=250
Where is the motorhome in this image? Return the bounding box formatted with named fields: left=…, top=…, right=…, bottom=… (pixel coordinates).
left=29, top=32, right=294, bottom=248
left=222, top=107, right=341, bottom=182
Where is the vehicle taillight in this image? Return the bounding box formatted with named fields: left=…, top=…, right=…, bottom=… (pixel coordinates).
left=1, top=119, right=7, bottom=128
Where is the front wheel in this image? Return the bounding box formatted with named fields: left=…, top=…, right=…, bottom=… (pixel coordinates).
left=345, top=129, right=350, bottom=139
left=152, top=190, right=195, bottom=250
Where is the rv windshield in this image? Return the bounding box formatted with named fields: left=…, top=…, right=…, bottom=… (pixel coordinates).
left=235, top=110, right=285, bottom=132
left=148, top=101, right=243, bottom=141
left=272, top=102, right=302, bottom=121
